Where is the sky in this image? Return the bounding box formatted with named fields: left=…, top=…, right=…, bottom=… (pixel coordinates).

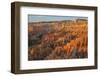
left=28, top=15, right=88, bottom=23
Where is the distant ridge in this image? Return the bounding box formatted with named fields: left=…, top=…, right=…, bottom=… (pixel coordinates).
left=28, top=19, right=87, bottom=24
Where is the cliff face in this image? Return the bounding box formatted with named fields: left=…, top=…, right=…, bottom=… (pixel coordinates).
left=28, top=19, right=88, bottom=60
left=28, top=19, right=87, bottom=32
